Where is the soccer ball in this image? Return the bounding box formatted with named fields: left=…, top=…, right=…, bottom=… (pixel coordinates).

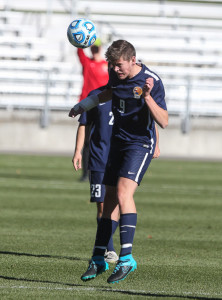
left=67, top=18, right=97, bottom=48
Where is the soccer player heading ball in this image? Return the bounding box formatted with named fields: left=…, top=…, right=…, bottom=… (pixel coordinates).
left=69, top=40, right=168, bottom=284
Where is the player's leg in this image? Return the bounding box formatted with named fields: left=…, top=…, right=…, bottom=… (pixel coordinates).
left=117, top=177, right=138, bottom=258
left=117, top=177, right=137, bottom=214
left=81, top=175, right=118, bottom=281
left=87, top=143, right=122, bottom=267
left=107, top=147, right=154, bottom=284
left=96, top=202, right=103, bottom=219
left=93, top=186, right=119, bottom=257
left=96, top=200, right=119, bottom=263
left=81, top=189, right=119, bottom=281
left=91, top=171, right=118, bottom=262
left=101, top=185, right=119, bottom=263
left=107, top=178, right=138, bottom=283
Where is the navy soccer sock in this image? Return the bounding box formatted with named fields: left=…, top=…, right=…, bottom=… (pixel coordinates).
left=93, top=218, right=113, bottom=257
left=96, top=218, right=118, bottom=252
left=119, top=213, right=137, bottom=257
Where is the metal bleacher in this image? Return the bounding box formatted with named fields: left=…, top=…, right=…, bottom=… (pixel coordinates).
left=0, top=0, right=222, bottom=131
left=0, top=5, right=82, bottom=127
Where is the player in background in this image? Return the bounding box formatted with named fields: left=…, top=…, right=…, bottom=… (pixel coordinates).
left=77, top=39, right=109, bottom=181
left=72, top=85, right=118, bottom=263
left=69, top=40, right=168, bottom=284
left=77, top=38, right=108, bottom=102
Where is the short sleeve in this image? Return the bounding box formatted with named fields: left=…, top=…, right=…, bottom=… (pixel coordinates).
left=151, top=79, right=167, bottom=111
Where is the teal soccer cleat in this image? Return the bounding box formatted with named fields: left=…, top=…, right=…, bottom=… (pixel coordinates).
left=81, top=256, right=109, bottom=281
left=107, top=254, right=137, bottom=284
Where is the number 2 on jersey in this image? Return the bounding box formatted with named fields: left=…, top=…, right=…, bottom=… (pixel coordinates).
left=109, top=111, right=114, bottom=125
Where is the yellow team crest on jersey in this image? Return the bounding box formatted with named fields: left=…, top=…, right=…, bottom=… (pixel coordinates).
left=133, top=86, right=143, bottom=99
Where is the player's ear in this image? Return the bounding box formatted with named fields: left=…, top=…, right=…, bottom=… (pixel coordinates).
left=131, top=56, right=136, bottom=65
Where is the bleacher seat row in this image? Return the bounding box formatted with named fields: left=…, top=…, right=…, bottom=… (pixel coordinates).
left=0, top=0, right=222, bottom=120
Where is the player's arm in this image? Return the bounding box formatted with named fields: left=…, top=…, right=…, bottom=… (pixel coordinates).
left=72, top=124, right=86, bottom=171
left=77, top=48, right=88, bottom=65
left=153, top=123, right=160, bottom=159
left=69, top=88, right=112, bottom=118
left=143, top=78, right=168, bottom=129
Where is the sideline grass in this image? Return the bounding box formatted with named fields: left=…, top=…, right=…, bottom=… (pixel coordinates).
left=0, top=154, right=222, bottom=300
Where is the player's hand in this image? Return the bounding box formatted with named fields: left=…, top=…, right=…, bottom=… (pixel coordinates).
left=72, top=154, right=82, bottom=171
left=68, top=105, right=84, bottom=118
left=143, top=78, right=154, bottom=97
left=152, top=143, right=160, bottom=159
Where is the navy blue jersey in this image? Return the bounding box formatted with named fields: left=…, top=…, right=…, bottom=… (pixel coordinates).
left=108, top=63, right=167, bottom=149
left=78, top=87, right=113, bottom=172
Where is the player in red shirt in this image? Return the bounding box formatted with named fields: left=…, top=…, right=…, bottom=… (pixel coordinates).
left=77, top=38, right=109, bottom=101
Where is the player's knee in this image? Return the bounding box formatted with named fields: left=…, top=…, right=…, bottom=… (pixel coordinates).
left=117, top=188, right=128, bottom=206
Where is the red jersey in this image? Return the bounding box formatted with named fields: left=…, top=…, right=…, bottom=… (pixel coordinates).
left=77, top=49, right=109, bottom=101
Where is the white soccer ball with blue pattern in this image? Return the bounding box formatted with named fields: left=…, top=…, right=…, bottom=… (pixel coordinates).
left=67, top=18, right=97, bottom=48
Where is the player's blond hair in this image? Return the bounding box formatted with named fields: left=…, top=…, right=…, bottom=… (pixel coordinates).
left=105, top=40, right=136, bottom=63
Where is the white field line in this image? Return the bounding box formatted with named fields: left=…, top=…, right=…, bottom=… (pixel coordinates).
left=0, top=178, right=88, bottom=190
left=139, top=184, right=222, bottom=193
left=0, top=284, right=222, bottom=298
left=1, top=177, right=222, bottom=194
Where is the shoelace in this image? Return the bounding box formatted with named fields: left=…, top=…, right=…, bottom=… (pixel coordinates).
left=88, top=260, right=96, bottom=270
left=113, top=259, right=130, bottom=273
left=89, top=259, right=104, bottom=270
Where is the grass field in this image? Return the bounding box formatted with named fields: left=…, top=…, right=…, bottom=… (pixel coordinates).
left=0, top=154, right=222, bottom=300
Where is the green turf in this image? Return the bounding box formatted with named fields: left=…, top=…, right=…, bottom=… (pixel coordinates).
left=0, top=154, right=222, bottom=300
